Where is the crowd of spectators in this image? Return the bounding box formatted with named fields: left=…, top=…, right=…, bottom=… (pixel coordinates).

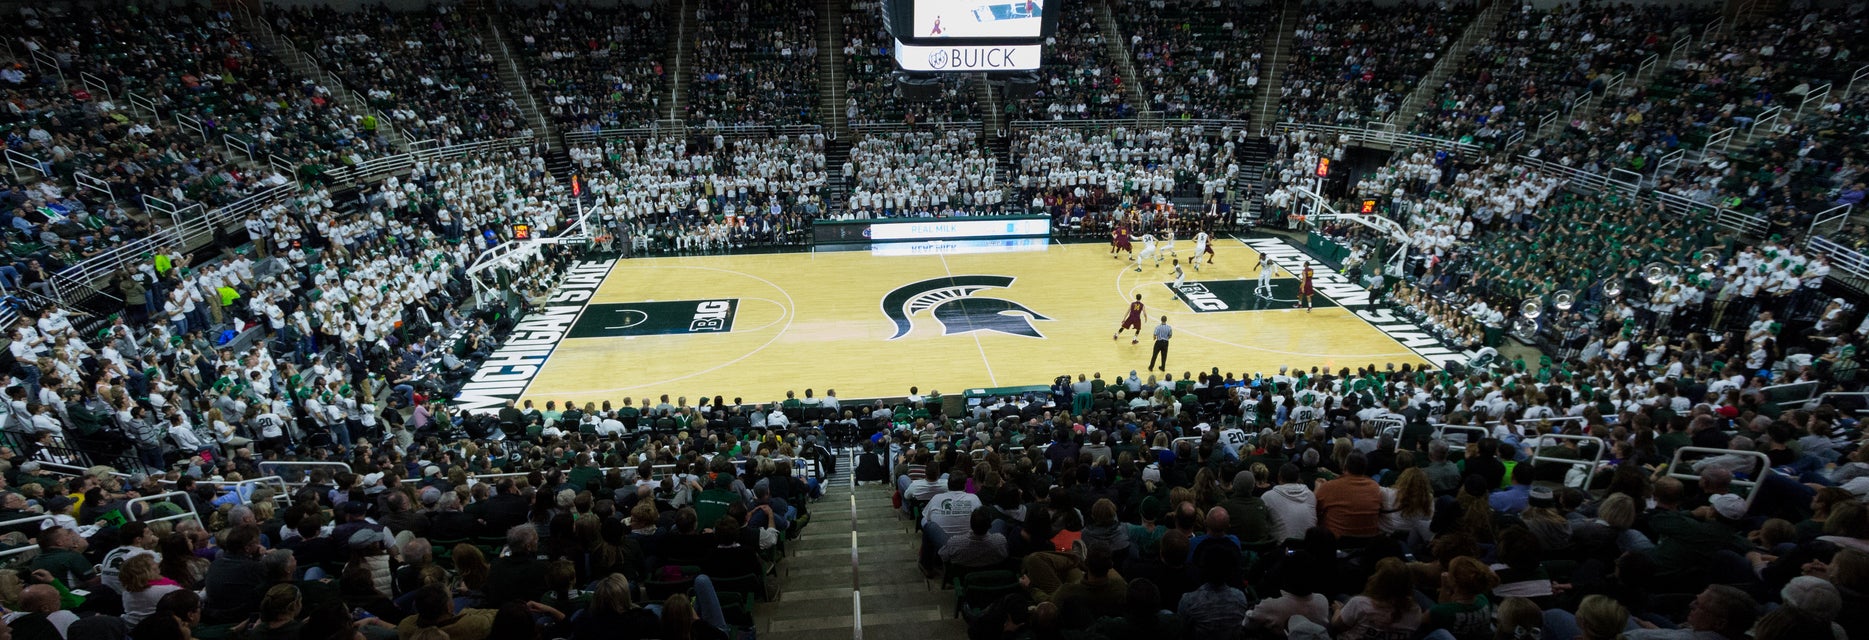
left=22, top=4, right=392, bottom=170
left=1008, top=1, right=1134, bottom=121
left=3, top=7, right=1869, bottom=640
left=1640, top=8, right=1869, bottom=236
left=1015, top=126, right=1236, bottom=202
left=844, top=130, right=1005, bottom=218
left=1260, top=128, right=1345, bottom=222
left=567, top=134, right=828, bottom=252
left=507, top=2, right=670, bottom=132
left=1279, top=0, right=1476, bottom=126
left=1014, top=126, right=1243, bottom=238
left=889, top=327, right=1869, bottom=640
left=1410, top=4, right=1692, bottom=149
left=842, top=1, right=979, bottom=125
left=1308, top=130, right=1858, bottom=392
left=276, top=5, right=530, bottom=144
left=0, top=404, right=823, bottom=640
left=3, top=4, right=384, bottom=271
left=689, top=0, right=820, bottom=128
left=1120, top=0, right=1263, bottom=119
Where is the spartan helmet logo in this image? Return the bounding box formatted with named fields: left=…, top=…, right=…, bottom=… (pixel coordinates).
left=882, top=275, right=1050, bottom=340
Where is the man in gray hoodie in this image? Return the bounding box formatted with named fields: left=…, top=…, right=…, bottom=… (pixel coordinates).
left=1263, top=463, right=1317, bottom=544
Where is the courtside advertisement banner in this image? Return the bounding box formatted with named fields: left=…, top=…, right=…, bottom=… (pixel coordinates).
left=867, top=218, right=1051, bottom=241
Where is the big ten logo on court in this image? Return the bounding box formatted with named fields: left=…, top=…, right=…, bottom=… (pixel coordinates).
left=1175, top=283, right=1228, bottom=311
left=565, top=299, right=741, bottom=339
left=1168, top=278, right=1336, bottom=313
left=882, top=275, right=1051, bottom=340
left=689, top=300, right=734, bottom=332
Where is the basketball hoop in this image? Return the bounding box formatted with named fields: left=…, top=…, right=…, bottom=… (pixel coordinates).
left=1287, top=214, right=1307, bottom=225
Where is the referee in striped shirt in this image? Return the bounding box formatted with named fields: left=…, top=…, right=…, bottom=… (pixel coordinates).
left=1149, top=316, right=1173, bottom=372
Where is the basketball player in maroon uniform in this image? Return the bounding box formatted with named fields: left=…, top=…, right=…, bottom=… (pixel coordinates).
left=1300, top=261, right=1316, bottom=312
left=1111, top=225, right=1133, bottom=259
left=1114, top=294, right=1145, bottom=344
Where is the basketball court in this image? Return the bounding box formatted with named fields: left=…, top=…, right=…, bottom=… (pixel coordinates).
left=497, top=236, right=1445, bottom=408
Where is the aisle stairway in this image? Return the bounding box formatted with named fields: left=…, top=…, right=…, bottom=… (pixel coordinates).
left=978, top=76, right=1005, bottom=135
left=755, top=460, right=967, bottom=640
left=825, top=138, right=852, bottom=215
left=667, top=0, right=698, bottom=124
left=1094, top=0, right=1150, bottom=115
left=1234, top=135, right=1274, bottom=225
left=1391, top=0, right=1506, bottom=131
left=480, top=16, right=556, bottom=150
left=229, top=5, right=412, bottom=152
left=818, top=0, right=847, bottom=137
left=1249, top=0, right=1301, bottom=133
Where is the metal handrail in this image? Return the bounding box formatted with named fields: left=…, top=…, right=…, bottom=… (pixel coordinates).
left=223, top=134, right=254, bottom=162
left=1798, top=83, right=1832, bottom=120
left=1808, top=236, right=1869, bottom=285
left=1667, top=446, right=1771, bottom=512
left=1848, top=64, right=1869, bottom=101
left=1436, top=424, right=1491, bottom=447
left=78, top=72, right=111, bottom=102
left=33, top=461, right=131, bottom=480
left=71, top=171, right=114, bottom=201
left=4, top=149, right=48, bottom=182
left=1526, top=433, right=1606, bottom=473
left=1654, top=149, right=1684, bottom=176
left=1809, top=203, right=1853, bottom=237
left=255, top=461, right=354, bottom=489
left=126, top=490, right=203, bottom=530
left=0, top=515, right=56, bottom=563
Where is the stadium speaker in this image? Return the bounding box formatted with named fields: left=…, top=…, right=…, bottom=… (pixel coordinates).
left=896, top=74, right=943, bottom=101
left=998, top=73, right=1041, bottom=100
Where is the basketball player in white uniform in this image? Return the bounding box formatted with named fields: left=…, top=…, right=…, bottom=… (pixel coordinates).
left=1162, top=230, right=1179, bottom=258
left=1192, top=231, right=1211, bottom=271
left=1133, top=234, right=1160, bottom=272
left=1257, top=257, right=1275, bottom=296
left=1169, top=259, right=1186, bottom=288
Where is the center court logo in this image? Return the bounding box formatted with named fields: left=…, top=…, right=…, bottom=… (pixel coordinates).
left=882, top=275, right=1050, bottom=340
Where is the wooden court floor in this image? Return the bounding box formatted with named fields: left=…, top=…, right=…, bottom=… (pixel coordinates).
left=518, top=238, right=1432, bottom=408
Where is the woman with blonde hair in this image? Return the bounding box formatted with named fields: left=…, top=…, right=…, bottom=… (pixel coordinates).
left=1380, top=467, right=1435, bottom=548
left=231, top=584, right=304, bottom=640
left=451, top=543, right=490, bottom=604
left=1580, top=492, right=1654, bottom=554
left=121, top=553, right=185, bottom=625
left=1331, top=557, right=1423, bottom=640
left=1491, top=597, right=1542, bottom=640
left=1565, top=594, right=1628, bottom=640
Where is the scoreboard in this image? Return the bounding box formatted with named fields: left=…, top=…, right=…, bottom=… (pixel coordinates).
left=911, top=0, right=1046, bottom=39
left=884, top=0, right=1056, bottom=72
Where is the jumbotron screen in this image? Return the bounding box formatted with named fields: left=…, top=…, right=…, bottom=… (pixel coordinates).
left=913, top=1, right=1045, bottom=39
left=886, top=0, right=1055, bottom=45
